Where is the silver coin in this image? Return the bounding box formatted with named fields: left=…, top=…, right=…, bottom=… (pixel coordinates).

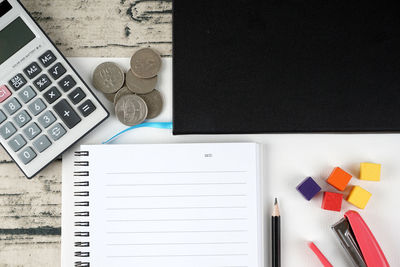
left=114, top=86, right=133, bottom=105
left=126, top=69, right=157, bottom=94
left=104, top=92, right=116, bottom=103
left=138, top=89, right=163, bottom=119
left=115, top=94, right=148, bottom=126
left=92, top=62, right=125, bottom=94
left=130, top=48, right=162, bottom=79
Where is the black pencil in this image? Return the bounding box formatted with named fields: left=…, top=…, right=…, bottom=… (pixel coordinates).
left=272, top=198, right=281, bottom=267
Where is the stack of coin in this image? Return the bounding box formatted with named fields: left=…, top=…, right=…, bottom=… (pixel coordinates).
left=92, top=48, right=163, bottom=126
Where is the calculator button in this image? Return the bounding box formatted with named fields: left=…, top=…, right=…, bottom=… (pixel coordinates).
left=33, top=74, right=52, bottom=91
left=28, top=99, right=47, bottom=116
left=48, top=123, right=66, bottom=141
left=44, top=87, right=61, bottom=104
left=13, top=110, right=31, bottom=128
left=48, top=62, right=66, bottom=80
left=4, top=98, right=22, bottom=115
left=0, top=85, right=12, bottom=103
left=39, top=50, right=56, bottom=67
left=0, top=110, right=6, bottom=124
left=78, top=100, right=96, bottom=117
left=23, top=122, right=41, bottom=140
left=18, top=147, right=37, bottom=165
left=23, top=62, right=42, bottom=79
left=38, top=111, right=56, bottom=128
left=58, top=75, right=76, bottom=92
left=8, top=134, right=27, bottom=152
left=53, top=99, right=81, bottom=129
left=0, top=122, right=17, bottom=140
left=33, top=135, right=52, bottom=153
left=8, top=74, right=27, bottom=91
left=18, top=86, right=36, bottom=103
left=68, top=87, right=86, bottom=105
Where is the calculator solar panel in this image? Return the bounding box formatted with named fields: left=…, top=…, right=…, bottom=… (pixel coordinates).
left=0, top=0, right=109, bottom=178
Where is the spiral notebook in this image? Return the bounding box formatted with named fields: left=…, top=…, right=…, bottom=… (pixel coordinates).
left=61, top=143, right=264, bottom=267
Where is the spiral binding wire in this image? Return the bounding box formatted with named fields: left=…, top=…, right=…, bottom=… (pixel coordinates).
left=75, top=262, right=90, bottom=267
left=74, top=151, right=90, bottom=266
left=75, top=161, right=89, bottom=167
left=75, top=151, right=89, bottom=156
left=74, top=191, right=89, bottom=197
left=74, top=171, right=89, bottom=177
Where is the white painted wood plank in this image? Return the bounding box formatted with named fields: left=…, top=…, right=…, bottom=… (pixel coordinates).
left=0, top=160, right=61, bottom=266
left=0, top=239, right=60, bottom=267
left=21, top=0, right=173, bottom=57
left=0, top=160, right=61, bottom=225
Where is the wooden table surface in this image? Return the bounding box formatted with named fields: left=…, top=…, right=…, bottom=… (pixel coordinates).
left=0, top=1, right=172, bottom=266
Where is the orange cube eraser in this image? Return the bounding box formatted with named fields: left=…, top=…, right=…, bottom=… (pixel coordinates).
left=326, top=167, right=352, bottom=191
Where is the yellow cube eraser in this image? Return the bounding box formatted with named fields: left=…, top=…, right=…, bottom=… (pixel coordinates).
left=360, top=162, right=381, bottom=181
left=346, top=186, right=372, bottom=209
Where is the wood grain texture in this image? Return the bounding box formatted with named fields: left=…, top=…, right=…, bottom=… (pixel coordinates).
left=0, top=160, right=61, bottom=267
left=21, top=0, right=173, bottom=57
left=1, top=1, right=172, bottom=266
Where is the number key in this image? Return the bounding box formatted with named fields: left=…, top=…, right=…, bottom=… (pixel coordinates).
left=4, top=98, right=22, bottom=115
left=8, top=74, right=27, bottom=91
left=18, top=147, right=37, bottom=165
left=0, top=122, right=17, bottom=139
left=23, top=122, right=41, bottom=140
left=18, top=86, right=36, bottom=103
left=13, top=110, right=31, bottom=127
left=28, top=98, right=46, bottom=116
left=48, top=62, right=66, bottom=80
left=23, top=62, right=42, bottom=79
left=38, top=111, right=56, bottom=128
left=34, top=74, right=52, bottom=91
left=8, top=134, right=27, bottom=152
left=43, top=87, right=61, bottom=104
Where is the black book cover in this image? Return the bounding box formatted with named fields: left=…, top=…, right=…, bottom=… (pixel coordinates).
left=173, top=0, right=400, bottom=134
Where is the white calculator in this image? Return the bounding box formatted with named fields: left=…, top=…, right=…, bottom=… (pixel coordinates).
left=0, top=0, right=109, bottom=178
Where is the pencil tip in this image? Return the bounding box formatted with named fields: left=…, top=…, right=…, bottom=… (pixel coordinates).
left=272, top=198, right=280, bottom=216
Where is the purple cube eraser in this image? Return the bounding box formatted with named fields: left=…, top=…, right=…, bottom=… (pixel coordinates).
left=296, top=177, right=321, bottom=201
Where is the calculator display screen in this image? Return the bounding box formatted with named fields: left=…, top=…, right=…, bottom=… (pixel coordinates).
left=0, top=17, right=35, bottom=65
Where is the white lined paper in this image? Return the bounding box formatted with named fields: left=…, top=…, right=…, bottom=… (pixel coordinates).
left=78, top=143, right=263, bottom=267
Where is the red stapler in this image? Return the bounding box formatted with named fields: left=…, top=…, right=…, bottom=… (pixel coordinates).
left=331, top=210, right=389, bottom=267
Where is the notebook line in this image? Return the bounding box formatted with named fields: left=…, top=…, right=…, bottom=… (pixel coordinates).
left=106, top=170, right=248, bottom=175
left=106, top=218, right=248, bottom=222
left=107, top=230, right=247, bottom=234
left=105, top=182, right=247, bottom=186
left=105, top=194, right=247, bottom=198
left=107, top=254, right=248, bottom=258
left=106, top=241, right=249, bottom=246
left=106, top=206, right=247, bottom=210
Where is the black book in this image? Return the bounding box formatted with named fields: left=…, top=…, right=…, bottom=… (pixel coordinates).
left=173, top=0, right=400, bottom=134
